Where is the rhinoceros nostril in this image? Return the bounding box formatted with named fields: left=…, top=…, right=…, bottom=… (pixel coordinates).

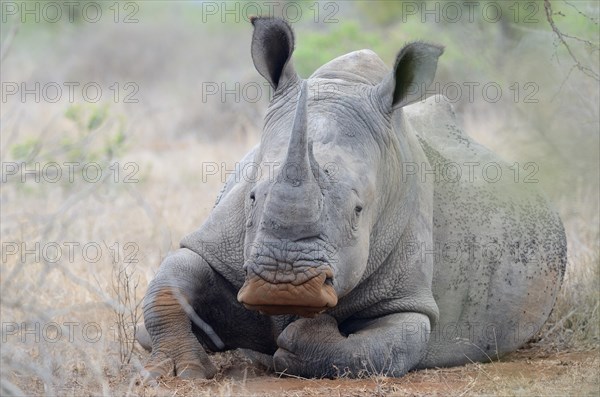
left=323, top=267, right=334, bottom=286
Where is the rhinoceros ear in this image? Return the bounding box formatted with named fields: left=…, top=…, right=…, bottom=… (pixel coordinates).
left=250, top=17, right=298, bottom=91
left=378, top=42, right=444, bottom=111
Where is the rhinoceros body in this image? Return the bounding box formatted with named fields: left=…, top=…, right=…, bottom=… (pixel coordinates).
left=140, top=18, right=566, bottom=379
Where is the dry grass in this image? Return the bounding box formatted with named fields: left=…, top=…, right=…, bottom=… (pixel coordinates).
left=537, top=188, right=599, bottom=352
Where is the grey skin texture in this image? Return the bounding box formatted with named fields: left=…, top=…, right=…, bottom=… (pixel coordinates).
left=140, top=17, right=566, bottom=379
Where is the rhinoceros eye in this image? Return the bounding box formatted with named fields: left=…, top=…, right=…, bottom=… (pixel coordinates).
left=351, top=204, right=363, bottom=232
left=246, top=192, right=257, bottom=228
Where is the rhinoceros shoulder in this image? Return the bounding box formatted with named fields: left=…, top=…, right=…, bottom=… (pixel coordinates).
left=404, top=95, right=503, bottom=168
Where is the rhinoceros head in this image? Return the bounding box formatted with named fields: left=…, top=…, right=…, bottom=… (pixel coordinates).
left=237, top=17, right=443, bottom=317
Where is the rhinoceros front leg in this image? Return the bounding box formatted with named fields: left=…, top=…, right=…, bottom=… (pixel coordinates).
left=141, top=248, right=219, bottom=380
left=273, top=313, right=429, bottom=378
left=141, top=247, right=280, bottom=380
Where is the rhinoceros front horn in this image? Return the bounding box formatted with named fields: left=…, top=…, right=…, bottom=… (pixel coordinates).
left=263, top=81, right=323, bottom=229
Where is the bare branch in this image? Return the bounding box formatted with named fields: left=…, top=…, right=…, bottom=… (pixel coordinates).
left=544, top=0, right=600, bottom=82
left=563, top=0, right=599, bottom=25
left=111, top=258, right=142, bottom=366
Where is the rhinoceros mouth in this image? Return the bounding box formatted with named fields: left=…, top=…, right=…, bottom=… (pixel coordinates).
left=241, top=304, right=329, bottom=318
left=237, top=268, right=338, bottom=318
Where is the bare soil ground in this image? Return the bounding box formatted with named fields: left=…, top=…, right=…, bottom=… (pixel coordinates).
left=106, top=346, right=598, bottom=396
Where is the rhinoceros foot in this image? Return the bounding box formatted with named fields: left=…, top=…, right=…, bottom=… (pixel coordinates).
left=141, top=346, right=217, bottom=384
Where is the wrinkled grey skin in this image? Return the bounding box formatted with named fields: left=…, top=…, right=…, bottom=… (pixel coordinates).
left=140, top=18, right=566, bottom=379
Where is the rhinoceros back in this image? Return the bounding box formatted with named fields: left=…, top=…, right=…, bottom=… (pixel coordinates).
left=404, top=96, right=566, bottom=367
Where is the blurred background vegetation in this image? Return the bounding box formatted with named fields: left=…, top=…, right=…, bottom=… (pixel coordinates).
left=2, top=0, right=597, bottom=193
left=0, top=1, right=598, bottom=395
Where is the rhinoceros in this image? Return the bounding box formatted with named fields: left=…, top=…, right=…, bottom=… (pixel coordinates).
left=139, top=17, right=566, bottom=379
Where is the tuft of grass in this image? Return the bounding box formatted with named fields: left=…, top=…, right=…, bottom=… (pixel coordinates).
left=111, top=260, right=142, bottom=366
left=536, top=187, right=600, bottom=351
